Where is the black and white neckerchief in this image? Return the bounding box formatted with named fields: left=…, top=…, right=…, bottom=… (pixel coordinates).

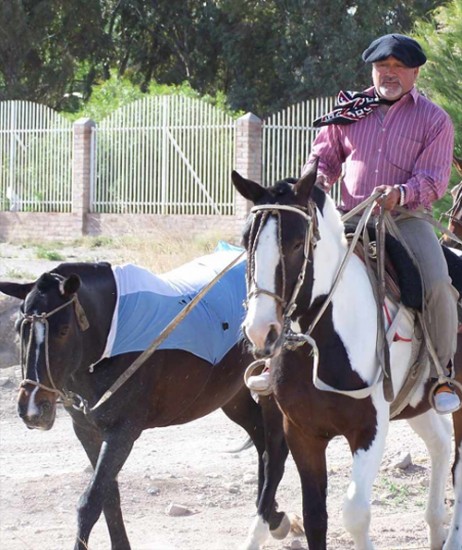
left=313, top=90, right=397, bottom=127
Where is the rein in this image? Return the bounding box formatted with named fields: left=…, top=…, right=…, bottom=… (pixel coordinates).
left=249, top=193, right=380, bottom=336
left=88, top=251, right=246, bottom=414
left=248, top=191, right=462, bottom=401
left=19, top=295, right=90, bottom=410
left=246, top=192, right=386, bottom=399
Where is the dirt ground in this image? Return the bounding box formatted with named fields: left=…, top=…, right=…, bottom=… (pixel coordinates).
left=0, top=243, right=458, bottom=550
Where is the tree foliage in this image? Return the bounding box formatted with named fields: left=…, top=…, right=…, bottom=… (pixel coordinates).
left=0, top=0, right=447, bottom=116
left=0, top=1, right=110, bottom=106
left=102, top=0, right=444, bottom=116
left=413, top=0, right=462, bottom=158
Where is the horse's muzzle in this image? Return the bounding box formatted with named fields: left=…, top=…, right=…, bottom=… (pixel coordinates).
left=17, top=387, right=57, bottom=430
left=244, top=323, right=283, bottom=359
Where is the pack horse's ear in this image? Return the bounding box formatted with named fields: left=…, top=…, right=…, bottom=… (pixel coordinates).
left=293, top=157, right=319, bottom=205
left=231, top=171, right=267, bottom=204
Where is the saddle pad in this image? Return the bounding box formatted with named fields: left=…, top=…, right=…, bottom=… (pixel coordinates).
left=102, top=243, right=247, bottom=365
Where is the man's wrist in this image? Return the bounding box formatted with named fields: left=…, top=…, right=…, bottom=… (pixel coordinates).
left=394, top=185, right=407, bottom=206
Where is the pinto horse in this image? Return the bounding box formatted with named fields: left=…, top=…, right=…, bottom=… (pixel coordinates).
left=0, top=251, right=290, bottom=550
left=232, top=163, right=462, bottom=550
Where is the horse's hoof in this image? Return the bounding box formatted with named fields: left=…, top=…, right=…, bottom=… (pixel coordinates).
left=270, top=512, right=291, bottom=540
left=288, top=512, right=305, bottom=536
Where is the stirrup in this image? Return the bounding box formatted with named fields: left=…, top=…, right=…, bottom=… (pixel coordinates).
left=244, top=359, right=273, bottom=396
left=432, top=383, right=461, bottom=415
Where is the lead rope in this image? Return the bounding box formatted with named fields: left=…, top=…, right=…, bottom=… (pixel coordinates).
left=89, top=251, right=246, bottom=413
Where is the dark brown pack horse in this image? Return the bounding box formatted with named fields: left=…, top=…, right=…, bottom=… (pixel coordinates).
left=0, top=261, right=292, bottom=550
left=232, top=163, right=462, bottom=550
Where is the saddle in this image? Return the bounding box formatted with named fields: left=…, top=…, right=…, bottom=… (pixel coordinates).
left=345, top=224, right=423, bottom=310
left=346, top=224, right=462, bottom=418
left=442, top=245, right=462, bottom=325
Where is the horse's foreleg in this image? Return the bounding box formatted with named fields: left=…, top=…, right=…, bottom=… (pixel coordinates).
left=344, top=402, right=389, bottom=550
left=73, top=425, right=137, bottom=550
left=248, top=395, right=290, bottom=549
left=284, top=421, right=329, bottom=550
left=444, top=407, right=462, bottom=549
left=73, top=421, right=132, bottom=549
left=223, top=392, right=289, bottom=550
left=407, top=411, right=452, bottom=549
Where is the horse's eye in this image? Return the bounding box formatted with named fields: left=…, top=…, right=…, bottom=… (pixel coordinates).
left=58, top=325, right=70, bottom=338
left=293, top=241, right=304, bottom=252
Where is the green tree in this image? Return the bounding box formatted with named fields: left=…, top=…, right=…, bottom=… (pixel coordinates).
left=413, top=0, right=462, bottom=158
left=219, top=0, right=443, bottom=115
left=0, top=0, right=448, bottom=116
left=0, top=1, right=109, bottom=107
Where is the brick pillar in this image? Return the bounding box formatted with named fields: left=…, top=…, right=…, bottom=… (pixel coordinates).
left=73, top=118, right=95, bottom=235
left=234, top=113, right=262, bottom=233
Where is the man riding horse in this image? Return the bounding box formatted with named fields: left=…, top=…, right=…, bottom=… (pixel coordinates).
left=248, top=34, right=460, bottom=414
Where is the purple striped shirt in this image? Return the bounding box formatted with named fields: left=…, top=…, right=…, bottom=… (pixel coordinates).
left=307, top=87, right=454, bottom=211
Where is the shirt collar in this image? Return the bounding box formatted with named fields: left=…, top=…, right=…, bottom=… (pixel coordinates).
left=368, top=85, right=418, bottom=104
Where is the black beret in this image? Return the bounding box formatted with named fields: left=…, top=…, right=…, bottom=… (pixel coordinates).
left=362, top=34, right=427, bottom=67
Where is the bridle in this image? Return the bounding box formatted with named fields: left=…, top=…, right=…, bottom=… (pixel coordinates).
left=246, top=192, right=381, bottom=347
left=247, top=201, right=319, bottom=325
left=19, top=291, right=90, bottom=410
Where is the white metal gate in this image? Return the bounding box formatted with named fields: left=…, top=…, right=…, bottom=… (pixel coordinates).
left=262, top=96, right=335, bottom=183
left=91, top=95, right=236, bottom=215
left=0, top=101, right=73, bottom=212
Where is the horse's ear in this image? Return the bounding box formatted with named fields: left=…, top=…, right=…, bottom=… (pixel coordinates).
left=62, top=274, right=81, bottom=296
left=0, top=281, right=34, bottom=300
left=231, top=171, right=266, bottom=204
left=294, top=157, right=319, bottom=203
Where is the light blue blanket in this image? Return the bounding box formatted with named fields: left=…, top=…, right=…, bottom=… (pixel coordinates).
left=101, top=243, right=247, bottom=365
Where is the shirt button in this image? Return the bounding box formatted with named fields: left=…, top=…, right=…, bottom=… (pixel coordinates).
left=382, top=128, right=386, bottom=132
left=378, top=149, right=382, bottom=152
left=375, top=169, right=379, bottom=173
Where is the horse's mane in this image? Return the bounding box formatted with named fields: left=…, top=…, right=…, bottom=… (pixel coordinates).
left=53, top=261, right=112, bottom=276
left=36, top=272, right=63, bottom=292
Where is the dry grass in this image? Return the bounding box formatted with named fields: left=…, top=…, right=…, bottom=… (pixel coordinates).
left=62, top=229, right=241, bottom=273
left=118, top=233, right=238, bottom=272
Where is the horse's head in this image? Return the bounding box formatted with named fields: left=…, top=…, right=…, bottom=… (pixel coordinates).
left=232, top=159, right=342, bottom=358
left=0, top=272, right=88, bottom=430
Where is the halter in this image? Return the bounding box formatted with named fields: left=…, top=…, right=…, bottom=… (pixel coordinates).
left=19, top=293, right=90, bottom=411
left=248, top=201, right=319, bottom=323
left=247, top=193, right=382, bottom=351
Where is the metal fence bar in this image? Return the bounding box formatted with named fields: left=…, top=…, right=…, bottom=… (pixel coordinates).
left=262, top=96, right=335, bottom=187
left=1, top=96, right=340, bottom=216
left=91, top=95, right=236, bottom=215
left=0, top=100, right=73, bottom=213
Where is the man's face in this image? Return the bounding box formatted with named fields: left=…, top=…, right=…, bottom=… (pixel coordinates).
left=372, top=56, right=419, bottom=100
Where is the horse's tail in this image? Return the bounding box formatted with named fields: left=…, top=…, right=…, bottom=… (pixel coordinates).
left=225, top=436, right=254, bottom=453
